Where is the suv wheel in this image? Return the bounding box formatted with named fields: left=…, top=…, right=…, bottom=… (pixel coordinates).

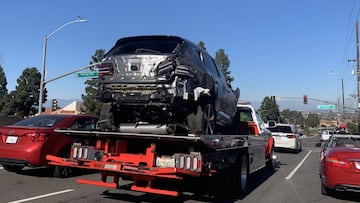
left=98, top=103, right=115, bottom=131
left=187, top=102, right=216, bottom=135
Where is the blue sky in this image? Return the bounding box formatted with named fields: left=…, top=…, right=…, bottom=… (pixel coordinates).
left=0, top=0, right=359, bottom=110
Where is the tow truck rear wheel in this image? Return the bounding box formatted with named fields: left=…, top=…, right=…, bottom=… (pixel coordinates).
left=52, top=146, right=73, bottom=178
left=231, top=154, right=249, bottom=194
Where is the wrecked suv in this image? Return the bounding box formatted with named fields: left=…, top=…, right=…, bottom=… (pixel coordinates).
left=97, top=35, right=240, bottom=135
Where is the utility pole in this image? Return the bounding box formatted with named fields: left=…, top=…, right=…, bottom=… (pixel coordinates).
left=356, top=20, right=360, bottom=133
left=342, top=78, right=345, bottom=119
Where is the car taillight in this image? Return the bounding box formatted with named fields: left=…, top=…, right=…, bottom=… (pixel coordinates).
left=26, top=132, right=48, bottom=142
left=287, top=134, right=296, bottom=139
left=98, top=63, right=114, bottom=76
left=325, top=156, right=350, bottom=168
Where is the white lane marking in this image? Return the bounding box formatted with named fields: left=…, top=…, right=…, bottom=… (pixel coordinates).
left=285, top=150, right=312, bottom=180
left=8, top=189, right=74, bottom=203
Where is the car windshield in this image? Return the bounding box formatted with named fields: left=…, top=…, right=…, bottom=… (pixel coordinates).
left=13, top=116, right=66, bottom=127
left=268, top=126, right=293, bottom=133
left=331, top=136, right=360, bottom=148
left=107, top=38, right=182, bottom=56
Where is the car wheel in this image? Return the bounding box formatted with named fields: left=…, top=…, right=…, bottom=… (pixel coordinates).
left=187, top=102, right=216, bottom=135
left=98, top=103, right=115, bottom=131
left=2, top=165, right=23, bottom=173
left=321, top=182, right=330, bottom=195
left=201, top=102, right=216, bottom=135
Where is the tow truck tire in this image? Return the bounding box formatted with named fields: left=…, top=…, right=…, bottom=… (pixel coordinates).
left=266, top=148, right=275, bottom=170
left=53, top=165, right=73, bottom=178
left=52, top=145, right=73, bottom=178
left=236, top=154, right=249, bottom=194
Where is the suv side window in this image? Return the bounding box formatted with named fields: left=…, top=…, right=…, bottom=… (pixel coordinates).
left=202, top=52, right=220, bottom=77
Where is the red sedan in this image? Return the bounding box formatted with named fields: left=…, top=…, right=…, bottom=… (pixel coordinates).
left=0, top=114, right=98, bottom=177
left=320, top=133, right=360, bottom=195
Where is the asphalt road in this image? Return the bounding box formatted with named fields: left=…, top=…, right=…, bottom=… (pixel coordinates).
left=1, top=135, right=360, bottom=203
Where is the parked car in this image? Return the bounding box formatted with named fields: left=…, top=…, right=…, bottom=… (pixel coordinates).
left=320, top=134, right=360, bottom=195
left=0, top=114, right=98, bottom=177
left=267, top=123, right=301, bottom=153
left=96, top=35, right=240, bottom=135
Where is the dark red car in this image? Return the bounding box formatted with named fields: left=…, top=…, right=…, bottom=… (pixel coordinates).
left=320, top=133, right=360, bottom=195
left=0, top=114, right=98, bottom=177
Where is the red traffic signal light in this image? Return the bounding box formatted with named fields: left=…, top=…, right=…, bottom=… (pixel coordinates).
left=303, top=95, right=308, bottom=104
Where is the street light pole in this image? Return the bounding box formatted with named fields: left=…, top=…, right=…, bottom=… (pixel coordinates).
left=38, top=17, right=88, bottom=115
left=356, top=20, right=360, bottom=133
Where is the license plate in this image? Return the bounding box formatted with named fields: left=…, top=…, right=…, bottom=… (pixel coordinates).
left=104, top=164, right=117, bottom=170
left=6, top=136, right=18, bottom=144
left=156, top=157, right=175, bottom=168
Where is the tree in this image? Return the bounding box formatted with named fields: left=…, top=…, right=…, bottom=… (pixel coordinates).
left=305, top=112, right=320, bottom=128
left=198, top=41, right=206, bottom=50
left=12, top=67, right=41, bottom=116
left=0, top=65, right=8, bottom=113
left=281, top=109, right=304, bottom=125
left=215, top=49, right=234, bottom=84
left=0, top=65, right=7, bottom=97
left=259, top=96, right=280, bottom=123
left=81, top=49, right=105, bottom=116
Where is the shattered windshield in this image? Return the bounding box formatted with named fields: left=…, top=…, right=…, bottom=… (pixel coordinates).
left=106, top=38, right=182, bottom=56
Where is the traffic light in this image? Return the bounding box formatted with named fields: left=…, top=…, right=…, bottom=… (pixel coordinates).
left=303, top=95, right=308, bottom=104
left=52, top=99, right=58, bottom=111
left=271, top=95, right=276, bottom=102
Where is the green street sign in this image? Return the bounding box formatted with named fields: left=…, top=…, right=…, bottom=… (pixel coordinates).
left=317, top=105, right=336, bottom=110
left=76, top=72, right=98, bottom=78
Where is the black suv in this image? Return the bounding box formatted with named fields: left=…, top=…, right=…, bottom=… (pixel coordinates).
left=97, top=35, right=240, bottom=135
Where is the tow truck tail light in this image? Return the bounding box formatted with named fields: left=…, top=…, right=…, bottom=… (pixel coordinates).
left=98, top=63, right=114, bottom=76
left=174, top=153, right=202, bottom=172
left=71, top=144, right=103, bottom=161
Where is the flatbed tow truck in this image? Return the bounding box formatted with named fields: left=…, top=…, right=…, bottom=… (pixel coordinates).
left=46, top=103, right=276, bottom=197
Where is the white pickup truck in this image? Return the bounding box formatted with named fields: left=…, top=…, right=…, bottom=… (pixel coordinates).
left=236, top=102, right=270, bottom=136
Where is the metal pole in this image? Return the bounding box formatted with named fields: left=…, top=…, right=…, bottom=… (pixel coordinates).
left=342, top=78, right=345, bottom=119
left=37, top=17, right=88, bottom=115
left=38, top=37, right=47, bottom=115
left=356, top=21, right=360, bottom=133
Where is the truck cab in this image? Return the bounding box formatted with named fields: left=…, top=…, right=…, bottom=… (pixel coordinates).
left=236, top=102, right=270, bottom=136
